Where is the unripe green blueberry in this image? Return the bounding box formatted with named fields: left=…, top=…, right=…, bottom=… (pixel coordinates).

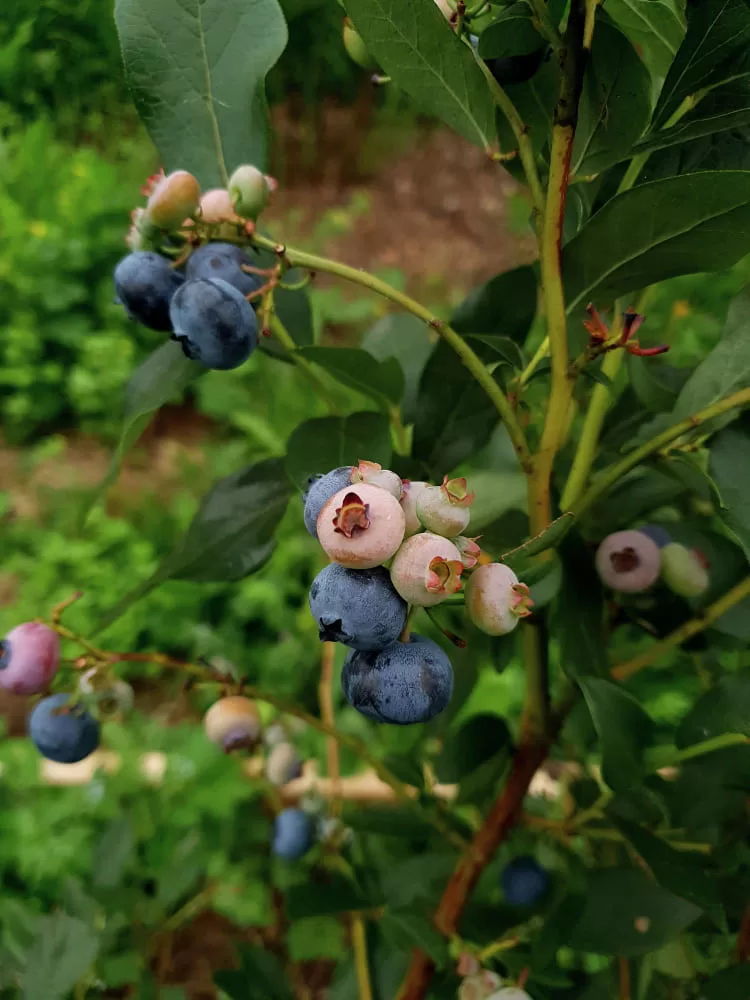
left=416, top=476, right=475, bottom=537
left=400, top=480, right=430, bottom=536
left=465, top=562, right=533, bottom=636
left=204, top=696, right=261, bottom=752
left=343, top=18, right=378, bottom=70
left=389, top=532, right=463, bottom=606
left=146, top=170, right=201, bottom=229
left=660, top=542, right=710, bottom=598
left=595, top=530, right=661, bottom=593
left=228, top=164, right=271, bottom=220
left=317, top=484, right=406, bottom=569
left=351, top=460, right=403, bottom=499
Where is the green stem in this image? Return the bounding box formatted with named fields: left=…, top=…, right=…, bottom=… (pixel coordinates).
left=518, top=335, right=550, bottom=386
left=252, top=234, right=532, bottom=471
left=390, top=405, right=411, bottom=456
left=526, top=0, right=563, bottom=48
left=645, top=733, right=750, bottom=772
left=521, top=621, right=549, bottom=740
left=269, top=314, right=339, bottom=413
left=573, top=387, right=750, bottom=519
left=612, top=575, right=750, bottom=681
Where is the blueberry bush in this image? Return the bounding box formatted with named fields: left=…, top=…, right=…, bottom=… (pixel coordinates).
left=3, top=0, right=750, bottom=997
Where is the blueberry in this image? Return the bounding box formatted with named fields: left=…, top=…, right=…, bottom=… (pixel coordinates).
left=113, top=251, right=184, bottom=331
left=638, top=524, right=672, bottom=549
left=486, top=48, right=546, bottom=86
left=185, top=242, right=264, bottom=297
left=303, top=466, right=353, bottom=537
left=272, top=808, right=314, bottom=859
left=595, top=530, right=661, bottom=593
left=342, top=634, right=453, bottom=725
left=501, top=856, right=549, bottom=906
left=28, top=693, right=100, bottom=764
left=309, top=563, right=408, bottom=651
left=169, top=277, right=258, bottom=370
left=266, top=741, right=303, bottom=786
left=0, top=622, right=59, bottom=696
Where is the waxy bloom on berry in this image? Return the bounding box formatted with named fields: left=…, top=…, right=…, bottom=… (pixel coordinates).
left=389, top=532, right=464, bottom=606
left=416, top=476, right=475, bottom=537
left=351, top=460, right=402, bottom=499
left=204, top=696, right=261, bottom=752
left=400, top=480, right=430, bottom=536
left=465, top=562, right=533, bottom=636
left=595, top=530, right=661, bottom=593
left=317, top=484, right=406, bottom=569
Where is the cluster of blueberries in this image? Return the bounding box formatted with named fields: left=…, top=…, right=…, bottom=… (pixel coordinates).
left=303, top=461, right=533, bottom=725
left=595, top=525, right=710, bottom=598
left=113, top=164, right=274, bottom=371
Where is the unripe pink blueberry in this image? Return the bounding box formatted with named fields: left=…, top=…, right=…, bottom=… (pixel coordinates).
left=389, top=532, right=464, bottom=606
left=416, top=476, right=475, bottom=537
left=0, top=623, right=60, bottom=695
left=459, top=972, right=504, bottom=1000
left=400, top=480, right=430, bottom=536
left=317, top=484, right=406, bottom=569
left=351, top=460, right=403, bottom=499
left=146, top=170, right=201, bottom=229
left=228, top=164, right=271, bottom=220
left=456, top=536, right=482, bottom=570
left=465, top=563, right=533, bottom=636
left=660, top=542, right=710, bottom=598
left=204, top=696, right=261, bottom=752
left=265, top=741, right=303, bottom=786
left=595, top=530, right=661, bottom=593
left=488, top=990, right=532, bottom=1000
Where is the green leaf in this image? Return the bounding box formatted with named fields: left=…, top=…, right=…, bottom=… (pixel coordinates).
left=285, top=878, right=374, bottom=920
left=567, top=868, right=702, bottom=957
left=22, top=913, right=99, bottom=1000
left=361, top=313, right=435, bottom=424
left=345, top=0, right=497, bottom=150
left=381, top=910, right=449, bottom=968
left=563, top=171, right=750, bottom=311
left=435, top=713, right=511, bottom=783
left=671, top=286, right=750, bottom=422
left=340, top=803, right=435, bottom=838
left=613, top=818, right=724, bottom=917
left=626, top=355, right=690, bottom=413
left=555, top=534, right=609, bottom=680
left=604, top=0, right=686, bottom=78
left=571, top=22, right=653, bottom=176
left=92, top=816, right=134, bottom=889
left=497, top=56, right=559, bottom=162
left=288, top=917, right=346, bottom=961
left=298, top=346, right=404, bottom=409
left=95, top=458, right=291, bottom=633
left=477, top=3, right=543, bottom=59
left=654, top=0, right=750, bottom=129
left=214, top=945, right=292, bottom=1000
left=701, top=966, right=750, bottom=1000
left=677, top=672, right=750, bottom=746
left=451, top=265, right=537, bottom=343
left=284, top=412, right=392, bottom=491
left=634, top=85, right=750, bottom=158
left=262, top=275, right=314, bottom=360
left=381, top=754, right=425, bottom=789
left=87, top=341, right=200, bottom=516
left=412, top=339, right=498, bottom=479
left=709, top=420, right=750, bottom=559
left=115, top=0, right=288, bottom=185
left=501, top=512, right=575, bottom=564
left=579, top=677, right=654, bottom=792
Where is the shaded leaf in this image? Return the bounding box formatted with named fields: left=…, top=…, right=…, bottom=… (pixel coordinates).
left=285, top=878, right=374, bottom=920
left=579, top=677, right=654, bottom=792
left=451, top=265, right=537, bottom=343
left=435, top=713, right=511, bottom=783
left=555, top=534, right=609, bottom=680
left=284, top=412, right=392, bottom=491
left=701, top=966, right=750, bottom=1000
left=654, top=0, right=750, bottom=128
left=298, top=346, right=404, bottom=409
left=115, top=0, right=287, bottom=184
left=362, top=313, right=435, bottom=424
left=571, top=21, right=652, bottom=176
left=563, top=171, right=750, bottom=311
left=677, top=671, right=750, bottom=746
left=568, top=868, right=702, bottom=957
left=92, top=816, right=134, bottom=889
left=477, top=3, right=543, bottom=59
left=341, top=803, right=436, bottom=838
left=22, top=913, right=99, bottom=1000
left=214, top=945, right=292, bottom=1000
left=626, top=355, right=691, bottom=413
left=709, top=420, right=750, bottom=559
left=381, top=910, right=449, bottom=968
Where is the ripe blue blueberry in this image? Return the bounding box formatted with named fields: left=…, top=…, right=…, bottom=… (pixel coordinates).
left=28, top=693, right=100, bottom=764
left=0, top=622, right=59, bottom=696
left=169, top=277, right=258, bottom=370
left=185, top=242, right=264, bottom=297
left=486, top=49, right=546, bottom=85
left=638, top=524, right=672, bottom=549
left=309, top=563, right=408, bottom=651
left=114, top=251, right=184, bottom=331
left=303, top=466, right=353, bottom=537
left=342, top=634, right=453, bottom=725
left=272, top=808, right=314, bottom=860
left=501, top=856, right=549, bottom=906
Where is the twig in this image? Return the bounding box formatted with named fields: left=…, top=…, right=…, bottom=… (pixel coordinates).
left=352, top=912, right=374, bottom=1000
left=618, top=957, right=631, bottom=1000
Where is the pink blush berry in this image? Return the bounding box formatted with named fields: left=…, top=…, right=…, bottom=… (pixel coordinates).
left=204, top=696, right=261, bottom=752
left=199, top=188, right=236, bottom=223
left=146, top=170, right=201, bottom=229
left=416, top=476, right=475, bottom=537
left=465, top=563, right=533, bottom=636
left=351, top=460, right=403, bottom=499
left=317, top=484, right=406, bottom=569
left=0, top=623, right=60, bottom=695
left=595, top=530, right=661, bottom=593
left=400, top=481, right=430, bottom=536
left=389, top=532, right=464, bottom=606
